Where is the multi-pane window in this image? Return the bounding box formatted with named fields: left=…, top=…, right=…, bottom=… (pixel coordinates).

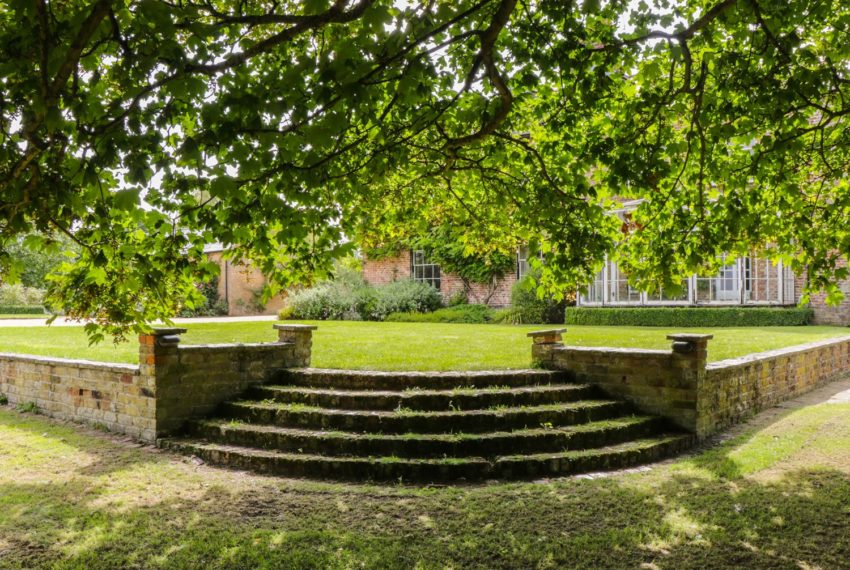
left=580, top=254, right=796, bottom=306
left=412, top=250, right=441, bottom=289
left=517, top=245, right=543, bottom=280
left=585, top=267, right=605, bottom=303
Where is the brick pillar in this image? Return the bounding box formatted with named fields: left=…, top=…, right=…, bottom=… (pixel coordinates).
left=139, top=327, right=187, bottom=437
left=528, top=328, right=567, bottom=368
left=274, top=324, right=317, bottom=368
left=667, top=333, right=713, bottom=437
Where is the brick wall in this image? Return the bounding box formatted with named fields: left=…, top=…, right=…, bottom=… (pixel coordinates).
left=362, top=253, right=411, bottom=285
left=799, top=258, right=850, bottom=325
left=151, top=324, right=313, bottom=434
left=207, top=251, right=287, bottom=316
left=532, top=330, right=850, bottom=438
left=0, top=324, right=315, bottom=442
left=0, top=354, right=154, bottom=440
left=362, top=251, right=517, bottom=307
left=531, top=331, right=706, bottom=433
left=701, top=336, right=850, bottom=434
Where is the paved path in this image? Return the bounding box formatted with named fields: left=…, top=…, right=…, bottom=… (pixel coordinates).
left=0, top=315, right=279, bottom=328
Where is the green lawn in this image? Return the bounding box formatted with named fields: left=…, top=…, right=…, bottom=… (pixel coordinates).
left=0, top=321, right=846, bottom=369
left=2, top=381, right=849, bottom=569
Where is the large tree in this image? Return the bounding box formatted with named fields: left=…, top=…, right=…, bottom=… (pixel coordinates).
left=1, top=0, right=848, bottom=339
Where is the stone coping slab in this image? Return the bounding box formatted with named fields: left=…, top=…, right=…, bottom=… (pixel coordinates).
left=707, top=335, right=850, bottom=370
left=552, top=345, right=671, bottom=356
left=290, top=368, right=560, bottom=377
left=274, top=324, right=318, bottom=331
left=526, top=328, right=567, bottom=338
left=179, top=342, right=291, bottom=351
left=666, top=334, right=714, bottom=341
left=0, top=352, right=139, bottom=374
left=149, top=327, right=188, bottom=335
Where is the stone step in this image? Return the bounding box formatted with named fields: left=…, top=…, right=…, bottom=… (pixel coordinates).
left=494, top=434, right=696, bottom=479
left=160, top=434, right=693, bottom=482
left=186, top=415, right=667, bottom=458
left=273, top=368, right=572, bottom=390
left=218, top=399, right=629, bottom=434
left=246, top=383, right=600, bottom=411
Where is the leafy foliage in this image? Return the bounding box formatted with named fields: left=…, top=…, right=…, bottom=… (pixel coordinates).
left=565, top=307, right=814, bottom=327
left=0, top=305, right=46, bottom=315
left=1, top=235, right=77, bottom=288
left=510, top=272, right=569, bottom=325
left=2, top=0, right=850, bottom=340
left=371, top=280, right=443, bottom=321
left=0, top=284, right=45, bottom=306
left=410, top=225, right=515, bottom=286
left=285, top=275, right=442, bottom=322
left=285, top=280, right=375, bottom=321
left=178, top=277, right=228, bottom=317
left=385, top=304, right=494, bottom=324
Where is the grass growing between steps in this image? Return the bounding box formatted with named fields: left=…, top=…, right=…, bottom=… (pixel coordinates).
left=0, top=321, right=847, bottom=370
left=2, top=380, right=850, bottom=570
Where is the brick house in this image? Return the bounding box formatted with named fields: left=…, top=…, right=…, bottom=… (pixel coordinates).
left=574, top=200, right=845, bottom=325
left=361, top=247, right=540, bottom=307
left=204, top=244, right=286, bottom=316
left=362, top=198, right=850, bottom=324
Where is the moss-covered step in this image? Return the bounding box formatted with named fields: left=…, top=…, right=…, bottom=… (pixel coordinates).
left=273, top=368, right=574, bottom=390
left=217, top=400, right=630, bottom=434
left=186, top=415, right=668, bottom=458
left=493, top=434, right=696, bottom=479
left=245, top=383, right=600, bottom=411
left=160, top=433, right=693, bottom=482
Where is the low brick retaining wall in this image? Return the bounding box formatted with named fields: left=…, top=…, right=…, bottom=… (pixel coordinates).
left=701, top=337, right=850, bottom=435
left=0, top=354, right=152, bottom=439
left=530, top=329, right=850, bottom=438
left=0, top=324, right=315, bottom=442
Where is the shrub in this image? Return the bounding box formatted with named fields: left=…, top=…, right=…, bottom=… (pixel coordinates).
left=284, top=274, right=442, bottom=322
left=386, top=304, right=493, bottom=323
left=371, top=280, right=443, bottom=320
left=0, top=283, right=45, bottom=306
left=0, top=394, right=8, bottom=406
left=0, top=305, right=45, bottom=314
left=564, top=307, right=814, bottom=327
left=447, top=289, right=469, bottom=307
left=286, top=268, right=376, bottom=321
left=286, top=282, right=374, bottom=321
left=179, top=276, right=229, bottom=317
left=491, top=307, right=523, bottom=324
left=510, top=273, right=566, bottom=325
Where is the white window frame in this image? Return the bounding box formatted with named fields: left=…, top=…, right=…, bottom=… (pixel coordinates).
left=411, top=250, right=441, bottom=290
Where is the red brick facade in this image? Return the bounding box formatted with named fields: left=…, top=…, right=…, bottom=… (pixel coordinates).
left=798, top=258, right=850, bottom=325
left=208, top=244, right=850, bottom=323
left=362, top=252, right=518, bottom=307
left=206, top=251, right=286, bottom=316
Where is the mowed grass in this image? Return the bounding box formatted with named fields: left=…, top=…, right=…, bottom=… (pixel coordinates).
left=0, top=321, right=847, bottom=369
left=1, top=382, right=850, bottom=569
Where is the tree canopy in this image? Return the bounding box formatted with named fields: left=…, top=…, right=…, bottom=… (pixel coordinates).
left=1, top=0, right=848, bottom=339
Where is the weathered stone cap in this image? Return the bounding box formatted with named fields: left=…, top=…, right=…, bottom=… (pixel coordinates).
left=666, top=334, right=714, bottom=341
left=527, top=328, right=567, bottom=338
left=274, top=324, right=318, bottom=331
left=149, top=327, right=188, bottom=335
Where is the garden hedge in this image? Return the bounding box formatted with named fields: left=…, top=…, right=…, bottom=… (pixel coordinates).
left=565, top=306, right=814, bottom=327
left=385, top=304, right=494, bottom=324
left=0, top=305, right=46, bottom=315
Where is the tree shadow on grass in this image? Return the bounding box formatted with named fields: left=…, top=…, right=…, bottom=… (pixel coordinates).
left=1, top=464, right=848, bottom=569
left=2, top=391, right=850, bottom=570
